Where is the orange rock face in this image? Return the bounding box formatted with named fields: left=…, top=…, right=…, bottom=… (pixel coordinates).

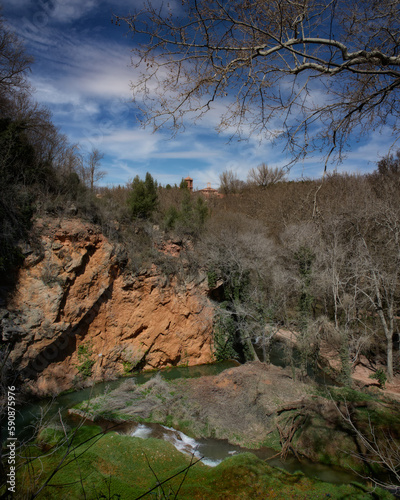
left=7, top=218, right=214, bottom=396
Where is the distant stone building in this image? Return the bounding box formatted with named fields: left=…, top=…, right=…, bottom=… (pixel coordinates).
left=183, top=176, right=223, bottom=198
left=198, top=182, right=223, bottom=198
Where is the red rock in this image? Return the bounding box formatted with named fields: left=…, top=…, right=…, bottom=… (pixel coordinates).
left=8, top=217, right=213, bottom=396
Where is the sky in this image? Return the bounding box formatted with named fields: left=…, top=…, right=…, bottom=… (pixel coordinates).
left=1, top=0, right=395, bottom=189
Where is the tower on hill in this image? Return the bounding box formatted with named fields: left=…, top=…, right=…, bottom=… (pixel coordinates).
left=184, top=176, right=193, bottom=192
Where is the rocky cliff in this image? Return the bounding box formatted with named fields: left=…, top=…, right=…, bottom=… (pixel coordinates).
left=3, top=217, right=214, bottom=396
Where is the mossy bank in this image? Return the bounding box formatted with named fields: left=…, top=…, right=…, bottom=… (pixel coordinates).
left=5, top=425, right=394, bottom=499
left=71, top=362, right=400, bottom=479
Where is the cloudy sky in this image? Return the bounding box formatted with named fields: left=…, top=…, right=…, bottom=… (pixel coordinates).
left=1, top=0, right=393, bottom=188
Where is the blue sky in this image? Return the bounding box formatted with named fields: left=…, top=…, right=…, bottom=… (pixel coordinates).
left=2, top=0, right=394, bottom=189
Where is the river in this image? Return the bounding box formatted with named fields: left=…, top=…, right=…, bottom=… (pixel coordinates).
left=9, top=359, right=364, bottom=487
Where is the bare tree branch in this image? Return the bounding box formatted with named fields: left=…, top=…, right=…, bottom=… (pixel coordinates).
left=334, top=399, right=400, bottom=495
left=247, top=163, right=287, bottom=188
left=0, top=14, right=33, bottom=101
left=118, top=0, right=400, bottom=166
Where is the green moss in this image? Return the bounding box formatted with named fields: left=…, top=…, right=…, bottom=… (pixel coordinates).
left=328, top=386, right=376, bottom=403
left=165, top=414, right=174, bottom=427
left=76, top=341, right=95, bottom=379
left=122, top=360, right=135, bottom=374
left=10, top=427, right=394, bottom=500
left=260, top=429, right=281, bottom=450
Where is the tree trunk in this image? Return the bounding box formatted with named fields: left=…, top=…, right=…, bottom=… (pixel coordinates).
left=376, top=304, right=394, bottom=382
left=386, top=332, right=394, bottom=382
left=245, top=335, right=260, bottom=362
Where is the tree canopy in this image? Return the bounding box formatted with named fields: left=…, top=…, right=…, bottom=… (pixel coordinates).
left=127, top=172, right=158, bottom=219
left=78, top=147, right=106, bottom=191
left=247, top=163, right=287, bottom=188
left=119, top=0, right=400, bottom=168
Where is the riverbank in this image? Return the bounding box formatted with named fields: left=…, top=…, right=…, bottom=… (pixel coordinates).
left=9, top=424, right=394, bottom=499
left=4, top=362, right=400, bottom=498
left=71, top=361, right=400, bottom=476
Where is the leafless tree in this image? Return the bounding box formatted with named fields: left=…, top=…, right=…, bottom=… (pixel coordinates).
left=247, top=163, right=287, bottom=188
left=79, top=147, right=106, bottom=191
left=350, top=205, right=400, bottom=382
left=312, top=174, right=400, bottom=381
left=219, top=169, right=245, bottom=194
left=375, top=150, right=400, bottom=179
left=119, top=0, right=400, bottom=167
left=0, top=13, right=33, bottom=101
left=12, top=93, right=73, bottom=170
left=201, top=212, right=280, bottom=360
left=335, top=400, right=400, bottom=496
left=0, top=17, right=81, bottom=181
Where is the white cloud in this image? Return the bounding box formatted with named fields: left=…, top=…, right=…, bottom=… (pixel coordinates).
left=94, top=128, right=160, bottom=161
left=10, top=0, right=97, bottom=25
left=50, top=0, right=97, bottom=23
left=32, top=38, right=134, bottom=101
left=151, top=150, right=221, bottom=160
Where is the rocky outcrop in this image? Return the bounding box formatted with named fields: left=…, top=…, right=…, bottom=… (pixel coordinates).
left=5, top=217, right=214, bottom=396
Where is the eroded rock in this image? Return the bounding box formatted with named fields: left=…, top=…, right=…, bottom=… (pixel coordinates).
left=7, top=217, right=214, bottom=396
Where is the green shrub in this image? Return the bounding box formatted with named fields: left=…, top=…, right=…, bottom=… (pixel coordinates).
left=369, top=368, right=387, bottom=389
left=207, top=270, right=218, bottom=289
left=213, top=310, right=238, bottom=361
left=163, top=192, right=209, bottom=237
left=164, top=205, right=180, bottom=229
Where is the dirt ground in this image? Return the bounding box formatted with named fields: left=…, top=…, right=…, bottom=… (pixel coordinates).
left=352, top=359, right=400, bottom=400
left=74, top=361, right=315, bottom=447
left=77, top=360, right=400, bottom=444
left=175, top=362, right=310, bottom=445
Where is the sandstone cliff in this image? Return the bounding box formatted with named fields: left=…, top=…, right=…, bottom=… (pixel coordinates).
left=3, top=217, right=214, bottom=396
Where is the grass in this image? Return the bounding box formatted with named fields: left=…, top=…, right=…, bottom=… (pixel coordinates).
left=321, top=386, right=376, bottom=404
left=7, top=425, right=395, bottom=499
left=259, top=428, right=281, bottom=449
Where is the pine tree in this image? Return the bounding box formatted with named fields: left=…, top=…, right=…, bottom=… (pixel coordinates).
left=127, top=172, right=158, bottom=219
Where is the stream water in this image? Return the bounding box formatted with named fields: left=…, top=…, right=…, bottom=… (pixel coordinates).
left=8, top=358, right=364, bottom=487
left=113, top=421, right=359, bottom=485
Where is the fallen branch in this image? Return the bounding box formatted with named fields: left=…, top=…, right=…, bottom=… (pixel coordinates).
left=276, top=412, right=307, bottom=461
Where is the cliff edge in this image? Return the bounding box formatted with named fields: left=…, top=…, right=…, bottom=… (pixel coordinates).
left=3, top=217, right=213, bottom=396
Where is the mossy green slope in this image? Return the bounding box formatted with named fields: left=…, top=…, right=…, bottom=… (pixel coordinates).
left=9, top=426, right=394, bottom=499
